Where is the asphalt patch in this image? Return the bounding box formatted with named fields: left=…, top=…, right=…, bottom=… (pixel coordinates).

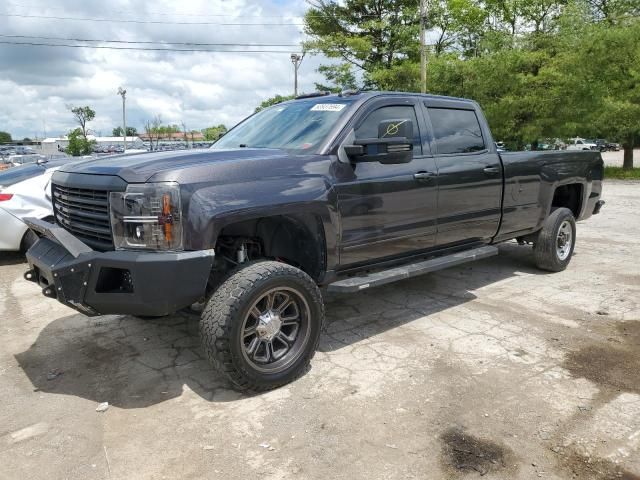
left=440, top=427, right=515, bottom=476
left=564, top=321, right=640, bottom=395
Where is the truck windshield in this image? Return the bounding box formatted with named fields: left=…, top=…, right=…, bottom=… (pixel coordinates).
left=212, top=99, right=353, bottom=153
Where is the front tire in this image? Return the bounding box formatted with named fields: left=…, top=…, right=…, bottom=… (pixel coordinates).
left=533, top=207, right=576, bottom=272
left=19, top=229, right=38, bottom=253
left=200, top=261, right=324, bottom=391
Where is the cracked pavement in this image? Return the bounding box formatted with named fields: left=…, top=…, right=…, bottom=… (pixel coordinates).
left=1, top=181, right=639, bottom=479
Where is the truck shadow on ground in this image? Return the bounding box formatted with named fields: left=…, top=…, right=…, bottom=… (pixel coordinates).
left=0, top=251, right=26, bottom=266
left=15, top=243, right=544, bottom=408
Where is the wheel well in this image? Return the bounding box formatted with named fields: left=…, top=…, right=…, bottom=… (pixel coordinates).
left=551, top=184, right=582, bottom=217
left=214, top=215, right=326, bottom=281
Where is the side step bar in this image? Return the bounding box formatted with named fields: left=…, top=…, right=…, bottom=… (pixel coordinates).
left=327, top=245, right=499, bottom=293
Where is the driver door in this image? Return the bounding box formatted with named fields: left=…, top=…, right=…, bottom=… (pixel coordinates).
left=333, top=97, right=439, bottom=268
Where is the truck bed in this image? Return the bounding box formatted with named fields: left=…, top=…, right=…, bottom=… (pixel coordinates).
left=496, top=150, right=604, bottom=241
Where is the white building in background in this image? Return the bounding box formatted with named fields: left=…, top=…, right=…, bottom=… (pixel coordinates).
left=38, top=135, right=144, bottom=155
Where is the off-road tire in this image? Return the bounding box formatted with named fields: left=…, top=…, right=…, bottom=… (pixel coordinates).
left=533, top=207, right=576, bottom=272
left=200, top=261, right=324, bottom=391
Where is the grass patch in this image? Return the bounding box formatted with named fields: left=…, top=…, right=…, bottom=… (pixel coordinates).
left=605, top=166, right=640, bottom=180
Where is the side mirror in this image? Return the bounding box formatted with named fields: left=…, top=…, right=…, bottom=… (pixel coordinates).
left=344, top=119, right=414, bottom=164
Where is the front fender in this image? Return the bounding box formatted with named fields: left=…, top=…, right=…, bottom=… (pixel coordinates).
left=183, top=176, right=339, bottom=267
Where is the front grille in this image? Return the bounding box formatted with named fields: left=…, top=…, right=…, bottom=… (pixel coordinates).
left=52, top=183, right=113, bottom=250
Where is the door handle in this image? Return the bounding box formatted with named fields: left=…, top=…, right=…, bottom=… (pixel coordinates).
left=414, top=171, right=436, bottom=181
left=483, top=165, right=500, bottom=174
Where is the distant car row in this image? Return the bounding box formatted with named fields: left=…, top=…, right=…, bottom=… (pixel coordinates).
left=496, top=137, right=621, bottom=152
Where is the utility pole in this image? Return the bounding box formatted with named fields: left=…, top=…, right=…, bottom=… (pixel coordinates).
left=117, top=86, right=127, bottom=152
left=290, top=53, right=303, bottom=96
left=420, top=0, right=427, bottom=94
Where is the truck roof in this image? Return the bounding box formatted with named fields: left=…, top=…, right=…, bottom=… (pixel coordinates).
left=290, top=90, right=475, bottom=104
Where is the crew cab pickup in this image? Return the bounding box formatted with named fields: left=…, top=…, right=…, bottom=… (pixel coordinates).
left=24, top=91, right=605, bottom=391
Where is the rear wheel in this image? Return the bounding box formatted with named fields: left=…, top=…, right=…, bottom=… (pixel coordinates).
left=533, top=208, right=576, bottom=272
left=200, top=261, right=324, bottom=391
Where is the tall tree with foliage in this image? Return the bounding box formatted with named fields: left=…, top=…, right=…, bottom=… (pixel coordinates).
left=552, top=14, right=640, bottom=168
left=304, top=0, right=420, bottom=89
left=68, top=105, right=95, bottom=140
left=0, top=131, right=11, bottom=143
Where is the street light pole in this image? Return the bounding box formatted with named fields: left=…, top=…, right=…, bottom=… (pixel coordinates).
left=290, top=53, right=303, bottom=97
left=117, top=86, right=127, bottom=153
left=420, top=0, right=427, bottom=94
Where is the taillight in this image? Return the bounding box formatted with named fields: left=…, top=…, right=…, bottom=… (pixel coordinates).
left=0, top=193, right=13, bottom=201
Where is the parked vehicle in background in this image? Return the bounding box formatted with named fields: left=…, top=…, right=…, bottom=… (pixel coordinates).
left=2, top=154, right=48, bottom=168
left=0, top=159, right=78, bottom=251
left=567, top=137, right=598, bottom=151
left=23, top=91, right=605, bottom=391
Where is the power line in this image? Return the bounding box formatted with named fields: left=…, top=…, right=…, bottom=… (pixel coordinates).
left=1, top=13, right=306, bottom=26
left=4, top=2, right=384, bottom=19
left=0, top=34, right=302, bottom=47
left=5, top=2, right=301, bottom=19
left=0, top=40, right=307, bottom=53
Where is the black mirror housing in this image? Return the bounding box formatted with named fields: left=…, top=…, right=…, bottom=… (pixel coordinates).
left=344, top=137, right=413, bottom=164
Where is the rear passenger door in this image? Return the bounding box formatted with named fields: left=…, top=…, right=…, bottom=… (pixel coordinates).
left=423, top=101, right=503, bottom=246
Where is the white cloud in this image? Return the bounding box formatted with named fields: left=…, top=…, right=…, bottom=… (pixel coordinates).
left=0, top=0, right=330, bottom=139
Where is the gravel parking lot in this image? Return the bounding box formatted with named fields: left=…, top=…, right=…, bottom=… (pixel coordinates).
left=601, top=148, right=639, bottom=167
left=1, top=182, right=638, bottom=480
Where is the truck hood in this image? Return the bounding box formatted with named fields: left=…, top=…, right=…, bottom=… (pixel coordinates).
left=57, top=148, right=292, bottom=183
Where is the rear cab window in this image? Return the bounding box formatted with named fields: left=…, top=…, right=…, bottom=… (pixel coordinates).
left=427, top=107, right=485, bottom=154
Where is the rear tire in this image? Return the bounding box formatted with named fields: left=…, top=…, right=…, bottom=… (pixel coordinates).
left=533, top=208, right=576, bottom=272
left=200, top=261, right=324, bottom=391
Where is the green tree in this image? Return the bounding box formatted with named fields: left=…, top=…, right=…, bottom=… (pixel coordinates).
left=66, top=128, right=96, bottom=156
left=0, top=131, right=11, bottom=143
left=68, top=105, right=95, bottom=140
left=552, top=16, right=640, bottom=168
left=314, top=64, right=359, bottom=92
left=112, top=126, right=138, bottom=137
left=255, top=94, right=295, bottom=113
left=202, top=124, right=228, bottom=141
left=304, top=0, right=420, bottom=88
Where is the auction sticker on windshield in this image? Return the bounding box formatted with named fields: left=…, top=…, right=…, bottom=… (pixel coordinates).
left=310, top=104, right=346, bottom=112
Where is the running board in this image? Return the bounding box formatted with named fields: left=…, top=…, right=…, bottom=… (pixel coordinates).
left=327, top=245, right=499, bottom=293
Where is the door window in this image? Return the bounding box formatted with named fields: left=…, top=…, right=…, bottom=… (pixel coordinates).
left=355, top=105, right=422, bottom=155
left=427, top=108, right=485, bottom=154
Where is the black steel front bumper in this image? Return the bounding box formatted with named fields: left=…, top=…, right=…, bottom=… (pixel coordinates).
left=24, top=218, right=215, bottom=317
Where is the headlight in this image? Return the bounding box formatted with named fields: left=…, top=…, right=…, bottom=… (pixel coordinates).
left=109, top=182, right=183, bottom=251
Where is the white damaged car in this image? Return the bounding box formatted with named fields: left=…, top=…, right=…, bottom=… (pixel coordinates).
left=0, top=159, right=77, bottom=252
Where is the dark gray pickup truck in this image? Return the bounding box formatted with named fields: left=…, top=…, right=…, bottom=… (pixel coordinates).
left=24, top=91, right=604, bottom=390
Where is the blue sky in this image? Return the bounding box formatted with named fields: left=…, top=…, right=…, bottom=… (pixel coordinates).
left=0, top=0, right=329, bottom=139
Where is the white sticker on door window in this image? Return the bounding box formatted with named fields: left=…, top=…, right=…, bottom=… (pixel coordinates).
left=310, top=103, right=346, bottom=112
